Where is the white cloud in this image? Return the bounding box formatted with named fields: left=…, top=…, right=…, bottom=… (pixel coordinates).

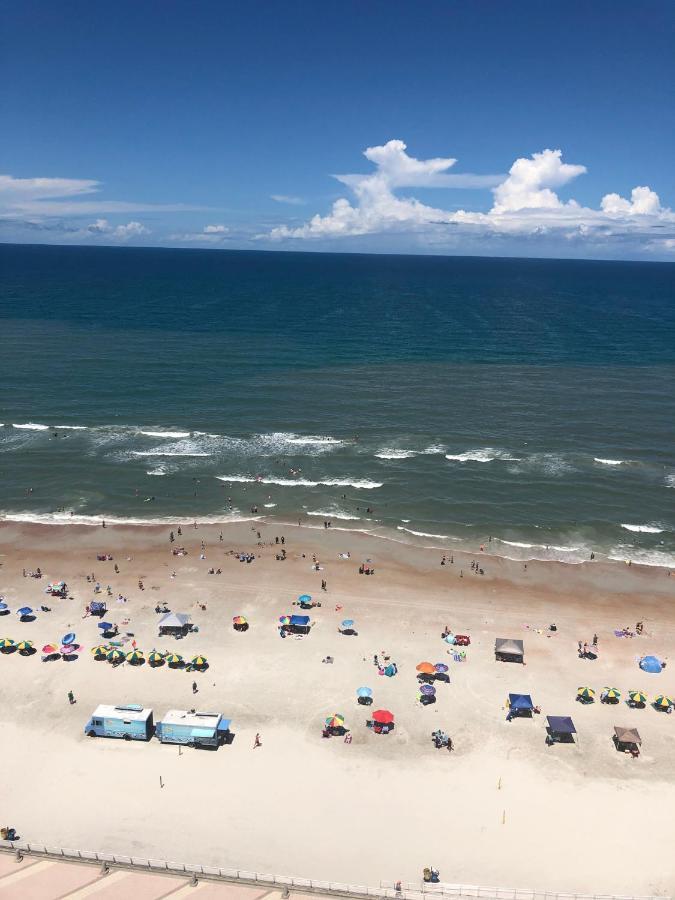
left=85, top=218, right=149, bottom=239
left=203, top=224, right=228, bottom=233
left=266, top=139, right=673, bottom=250
left=271, top=194, right=305, bottom=205
left=168, top=224, right=232, bottom=244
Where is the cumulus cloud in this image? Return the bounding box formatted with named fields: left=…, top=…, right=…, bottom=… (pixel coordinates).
left=85, top=218, right=150, bottom=239
left=168, top=224, right=232, bottom=244
left=203, top=224, right=229, bottom=233
left=266, top=140, right=673, bottom=249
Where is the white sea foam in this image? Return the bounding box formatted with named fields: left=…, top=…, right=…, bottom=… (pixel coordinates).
left=12, top=423, right=50, bottom=431
left=665, top=474, right=675, bottom=489
left=307, top=510, right=362, bottom=521
left=445, top=448, right=518, bottom=463
left=283, top=435, right=343, bottom=446
left=0, top=511, right=259, bottom=526
left=146, top=466, right=168, bottom=476
left=594, top=457, right=625, bottom=466
left=263, top=503, right=277, bottom=508
left=397, top=526, right=451, bottom=540
left=375, top=450, right=416, bottom=459
left=133, top=451, right=212, bottom=457
left=621, top=523, right=664, bottom=534
left=506, top=453, right=573, bottom=476
left=139, top=430, right=191, bottom=438
left=54, top=425, right=89, bottom=431
left=216, top=475, right=382, bottom=489
left=608, top=547, right=675, bottom=568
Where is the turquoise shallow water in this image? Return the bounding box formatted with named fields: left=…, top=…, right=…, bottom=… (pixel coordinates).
left=1, top=243, right=674, bottom=565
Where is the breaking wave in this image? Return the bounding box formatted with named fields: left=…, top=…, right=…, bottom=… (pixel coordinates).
left=216, top=475, right=382, bottom=489
left=620, top=523, right=664, bottom=534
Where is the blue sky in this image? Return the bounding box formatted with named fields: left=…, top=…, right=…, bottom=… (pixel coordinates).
left=2, top=1, right=674, bottom=258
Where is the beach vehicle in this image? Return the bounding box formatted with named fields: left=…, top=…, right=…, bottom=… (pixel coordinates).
left=84, top=704, right=154, bottom=740
left=495, top=638, right=524, bottom=663
left=155, top=710, right=231, bottom=749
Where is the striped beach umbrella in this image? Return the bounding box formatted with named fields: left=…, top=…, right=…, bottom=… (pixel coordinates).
left=577, top=687, right=595, bottom=702
left=126, top=649, right=145, bottom=664
left=0, top=638, right=15, bottom=650
left=16, top=640, right=34, bottom=653
left=166, top=653, right=184, bottom=666
left=107, top=648, right=125, bottom=664
left=91, top=645, right=109, bottom=658
left=232, top=616, right=247, bottom=625
left=629, top=690, right=647, bottom=705
left=279, top=616, right=291, bottom=626
left=325, top=714, right=345, bottom=728
left=603, top=687, right=621, bottom=702
left=42, top=643, right=59, bottom=655
left=653, top=694, right=674, bottom=710
left=420, top=684, right=436, bottom=696
left=191, top=655, right=208, bottom=668
left=148, top=651, right=165, bottom=666
left=434, top=663, right=449, bottom=673
left=416, top=662, right=435, bottom=675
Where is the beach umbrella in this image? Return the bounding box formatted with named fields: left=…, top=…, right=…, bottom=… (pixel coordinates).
left=653, top=695, right=673, bottom=710
left=420, top=684, right=436, bottom=696
left=166, top=653, right=183, bottom=666
left=191, top=655, right=208, bottom=668
left=107, top=648, right=125, bottom=664
left=61, top=644, right=79, bottom=655
left=232, top=616, right=247, bottom=625
left=148, top=651, right=165, bottom=666
left=17, top=606, right=33, bottom=617
left=341, top=619, right=354, bottom=628
left=279, top=616, right=291, bottom=625
left=0, top=638, right=15, bottom=650
left=629, top=690, right=647, bottom=705
left=577, top=687, right=595, bottom=701
left=16, top=640, right=33, bottom=653
left=434, top=663, right=449, bottom=673
left=0, top=602, right=8, bottom=610
left=444, top=633, right=455, bottom=644
left=126, top=649, right=145, bottom=664
left=372, top=709, right=394, bottom=725
left=603, top=688, right=621, bottom=702
left=298, top=594, right=312, bottom=603
left=640, top=655, right=663, bottom=674
left=356, top=686, right=373, bottom=698
left=325, top=714, right=345, bottom=728
left=61, top=632, right=76, bottom=645
left=91, top=645, right=109, bottom=658
left=42, top=643, right=58, bottom=655
left=98, top=622, right=113, bottom=631
left=416, top=662, right=435, bottom=675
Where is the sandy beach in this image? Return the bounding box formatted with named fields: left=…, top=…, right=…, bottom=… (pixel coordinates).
left=1, top=519, right=674, bottom=897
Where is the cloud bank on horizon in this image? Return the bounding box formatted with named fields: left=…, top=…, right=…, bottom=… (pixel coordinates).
left=266, top=140, right=674, bottom=253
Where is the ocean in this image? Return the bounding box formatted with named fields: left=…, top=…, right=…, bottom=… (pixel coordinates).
left=1, top=243, right=674, bottom=566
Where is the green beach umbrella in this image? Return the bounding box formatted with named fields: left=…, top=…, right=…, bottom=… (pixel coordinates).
left=148, top=651, right=165, bottom=666
left=577, top=686, right=595, bottom=702
left=629, top=690, right=647, bottom=705
left=107, top=648, right=125, bottom=663
left=126, top=649, right=145, bottom=664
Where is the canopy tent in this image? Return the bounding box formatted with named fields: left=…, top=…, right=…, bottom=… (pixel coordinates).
left=159, top=612, right=191, bottom=629
left=639, top=655, right=663, bottom=674
left=547, top=716, right=576, bottom=734
left=508, top=693, right=534, bottom=710
left=614, top=726, right=641, bottom=746
left=495, top=638, right=524, bottom=662
left=289, top=615, right=309, bottom=627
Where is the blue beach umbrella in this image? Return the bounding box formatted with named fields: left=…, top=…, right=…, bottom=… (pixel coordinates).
left=640, top=655, right=663, bottom=674
left=434, top=663, right=449, bottom=673
left=444, top=634, right=455, bottom=644
left=341, top=619, right=354, bottom=628
left=98, top=622, right=113, bottom=631
left=0, top=602, right=8, bottom=610
left=357, top=686, right=373, bottom=698
left=298, top=594, right=312, bottom=603
left=420, top=684, right=436, bottom=696
left=62, top=632, right=76, bottom=645
left=17, top=607, right=33, bottom=617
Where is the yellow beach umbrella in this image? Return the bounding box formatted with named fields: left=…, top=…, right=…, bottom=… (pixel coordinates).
left=603, top=687, right=621, bottom=702
left=653, top=694, right=674, bottom=710
left=577, top=687, right=595, bottom=702
left=91, top=644, right=109, bottom=657
left=126, top=649, right=145, bottom=664
left=0, top=638, right=15, bottom=650
left=629, top=690, right=647, bottom=705
left=148, top=651, right=165, bottom=666
left=17, top=640, right=34, bottom=653
left=166, top=653, right=183, bottom=666
left=107, top=648, right=125, bottom=663
left=191, top=655, right=208, bottom=668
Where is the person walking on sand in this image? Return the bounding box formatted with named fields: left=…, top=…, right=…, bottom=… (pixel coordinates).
left=192, top=681, right=198, bottom=694
left=67, top=690, right=75, bottom=705
left=253, top=733, right=262, bottom=749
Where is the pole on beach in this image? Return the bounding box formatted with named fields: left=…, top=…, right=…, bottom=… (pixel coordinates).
left=160, top=775, right=164, bottom=789
left=502, top=809, right=506, bottom=825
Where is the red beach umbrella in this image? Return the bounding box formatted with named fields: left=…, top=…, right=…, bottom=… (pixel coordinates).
left=372, top=709, right=394, bottom=725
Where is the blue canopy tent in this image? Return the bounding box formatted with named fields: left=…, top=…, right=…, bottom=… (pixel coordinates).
left=546, top=715, right=576, bottom=744
left=640, top=655, right=663, bottom=674
left=507, top=693, right=534, bottom=719
left=286, top=614, right=310, bottom=634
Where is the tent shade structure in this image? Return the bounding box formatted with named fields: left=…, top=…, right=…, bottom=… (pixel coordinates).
left=91, top=645, right=109, bottom=658
left=84, top=704, right=153, bottom=741
left=158, top=612, right=191, bottom=635
left=416, top=662, right=435, bottom=675
left=628, top=690, right=647, bottom=706
left=126, top=650, right=145, bottom=664
left=42, top=644, right=58, bottom=655
left=601, top=688, right=621, bottom=703
left=546, top=716, right=576, bottom=744
left=639, top=655, right=663, bottom=674
left=61, top=633, right=76, bottom=646
left=495, top=638, right=524, bottom=662
left=232, top=616, right=247, bottom=625
left=614, top=726, right=642, bottom=751
left=155, top=710, right=232, bottom=748
left=508, top=693, right=534, bottom=710
left=356, top=687, right=372, bottom=697
left=281, top=614, right=310, bottom=634
left=98, top=622, right=114, bottom=632
left=16, top=640, right=34, bottom=653
left=107, top=649, right=125, bottom=664
left=325, top=714, right=345, bottom=729
left=90, top=601, right=106, bottom=617
left=191, top=655, right=208, bottom=668
left=372, top=709, right=394, bottom=724
left=653, top=695, right=673, bottom=710
left=17, top=607, right=33, bottom=617
left=166, top=653, right=184, bottom=666
left=148, top=651, right=165, bottom=666
left=577, top=686, right=595, bottom=702
left=290, top=614, right=309, bottom=627
left=0, top=639, right=15, bottom=650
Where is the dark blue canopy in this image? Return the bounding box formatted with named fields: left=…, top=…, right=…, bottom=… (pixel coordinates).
left=508, top=693, right=534, bottom=709
left=90, top=601, right=106, bottom=612
left=290, top=614, right=310, bottom=627
left=547, top=716, right=576, bottom=734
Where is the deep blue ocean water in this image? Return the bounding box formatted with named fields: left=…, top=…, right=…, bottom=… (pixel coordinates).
left=1, top=243, right=674, bottom=565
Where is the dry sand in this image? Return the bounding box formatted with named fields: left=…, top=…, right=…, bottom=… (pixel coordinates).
left=0, top=520, right=674, bottom=896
